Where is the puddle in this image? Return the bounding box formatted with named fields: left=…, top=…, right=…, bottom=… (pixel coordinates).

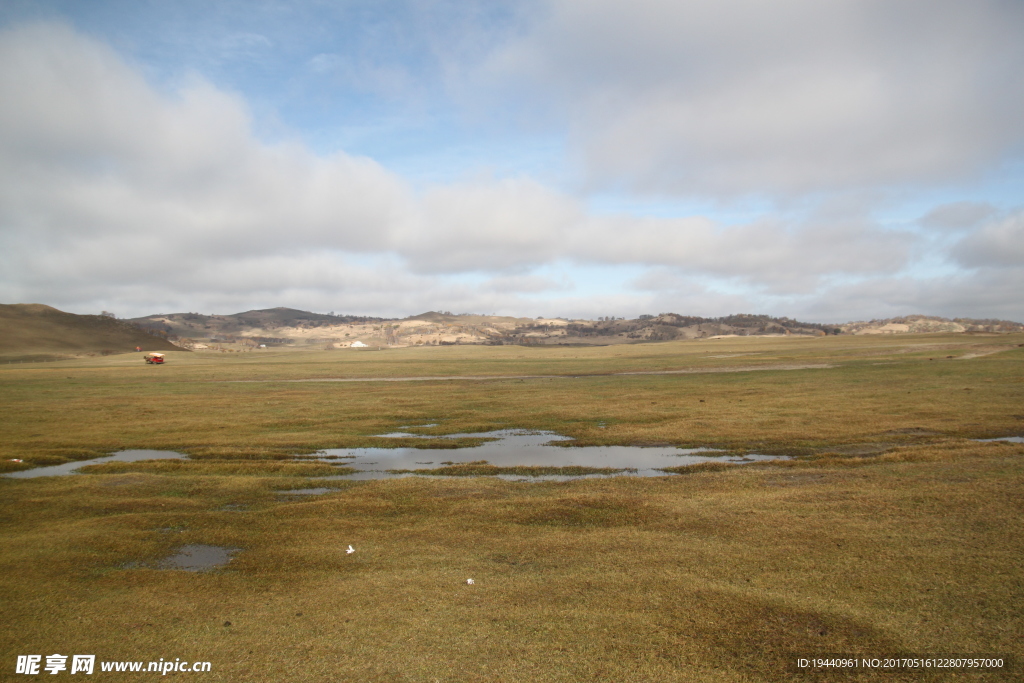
left=314, top=430, right=787, bottom=481
left=975, top=436, right=1024, bottom=443
left=3, top=450, right=188, bottom=479
left=2, top=433, right=791, bottom=484
left=378, top=424, right=442, bottom=437
left=276, top=487, right=336, bottom=496
left=157, top=545, right=240, bottom=572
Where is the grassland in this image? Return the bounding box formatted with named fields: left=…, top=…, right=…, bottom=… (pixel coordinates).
left=1, top=333, right=1022, bottom=681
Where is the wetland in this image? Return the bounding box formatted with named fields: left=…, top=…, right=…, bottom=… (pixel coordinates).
left=2, top=332, right=1022, bottom=681
left=315, top=429, right=789, bottom=480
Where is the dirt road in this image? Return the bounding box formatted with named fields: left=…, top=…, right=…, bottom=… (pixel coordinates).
left=223, top=363, right=835, bottom=384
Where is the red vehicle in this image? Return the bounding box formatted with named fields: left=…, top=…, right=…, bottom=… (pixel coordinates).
left=144, top=353, right=165, bottom=364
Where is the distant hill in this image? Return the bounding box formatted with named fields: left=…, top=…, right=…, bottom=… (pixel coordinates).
left=552, top=313, right=839, bottom=343
left=128, top=308, right=386, bottom=348
left=19, top=306, right=1019, bottom=356
left=124, top=309, right=841, bottom=348
left=0, top=304, right=181, bottom=361
left=840, top=315, right=1024, bottom=335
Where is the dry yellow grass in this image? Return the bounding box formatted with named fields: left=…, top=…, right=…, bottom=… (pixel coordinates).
left=1, top=333, right=1022, bottom=680
left=1, top=333, right=1022, bottom=468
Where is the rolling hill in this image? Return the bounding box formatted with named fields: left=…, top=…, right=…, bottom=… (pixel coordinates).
left=129, top=308, right=1024, bottom=349
left=9, top=305, right=1022, bottom=360
left=839, top=314, right=1024, bottom=334
left=125, top=309, right=850, bottom=348
left=0, top=304, right=181, bottom=362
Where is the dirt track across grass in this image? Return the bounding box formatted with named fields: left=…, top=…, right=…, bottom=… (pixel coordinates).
left=221, top=362, right=835, bottom=384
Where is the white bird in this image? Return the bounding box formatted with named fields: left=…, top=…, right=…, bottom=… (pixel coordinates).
left=466, top=578, right=475, bottom=585
left=346, top=545, right=355, bottom=554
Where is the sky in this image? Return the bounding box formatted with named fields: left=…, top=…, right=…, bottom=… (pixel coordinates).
left=1, top=0, right=1022, bottom=322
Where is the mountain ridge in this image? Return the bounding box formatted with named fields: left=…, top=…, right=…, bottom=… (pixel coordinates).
left=122, top=308, right=1024, bottom=349
left=5, top=304, right=1021, bottom=360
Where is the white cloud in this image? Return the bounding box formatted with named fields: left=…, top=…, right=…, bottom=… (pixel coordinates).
left=953, top=210, right=1024, bottom=269
left=406, top=177, right=580, bottom=272
left=797, top=268, right=1024, bottom=323
left=483, top=273, right=571, bottom=294
left=478, top=0, right=1024, bottom=196
left=0, top=26, right=408, bottom=244
left=919, top=201, right=997, bottom=232
left=0, top=20, right=1021, bottom=322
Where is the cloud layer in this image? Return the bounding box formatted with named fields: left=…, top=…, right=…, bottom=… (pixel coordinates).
left=0, top=16, right=1022, bottom=321
left=480, top=0, right=1024, bottom=196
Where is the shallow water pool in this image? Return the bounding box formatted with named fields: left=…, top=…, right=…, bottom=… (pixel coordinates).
left=4, top=449, right=188, bottom=479
left=2, top=431, right=790, bottom=482
left=157, top=545, right=240, bottom=571
left=276, top=487, right=337, bottom=496
left=316, top=430, right=787, bottom=481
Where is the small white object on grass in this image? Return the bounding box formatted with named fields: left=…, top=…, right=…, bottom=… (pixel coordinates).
left=346, top=545, right=355, bottom=554
left=466, top=578, right=475, bottom=585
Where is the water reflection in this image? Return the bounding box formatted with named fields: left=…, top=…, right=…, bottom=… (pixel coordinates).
left=157, top=544, right=240, bottom=571
left=317, top=430, right=787, bottom=481
left=3, top=450, right=187, bottom=479
left=2, top=431, right=792, bottom=483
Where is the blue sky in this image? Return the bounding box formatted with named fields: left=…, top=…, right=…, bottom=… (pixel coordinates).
left=1, top=0, right=1022, bottom=321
